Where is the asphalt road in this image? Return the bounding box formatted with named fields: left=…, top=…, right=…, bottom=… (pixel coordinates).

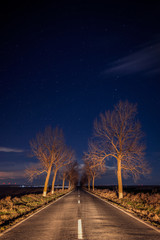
left=0, top=189, right=159, bottom=240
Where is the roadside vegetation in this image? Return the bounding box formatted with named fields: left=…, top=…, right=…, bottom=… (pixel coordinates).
left=0, top=189, right=69, bottom=233
left=89, top=188, right=160, bottom=229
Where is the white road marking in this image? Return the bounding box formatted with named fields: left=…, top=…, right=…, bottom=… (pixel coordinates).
left=87, top=190, right=160, bottom=234
left=78, top=219, right=83, bottom=239
left=78, top=200, right=80, bottom=204
left=78, top=195, right=80, bottom=197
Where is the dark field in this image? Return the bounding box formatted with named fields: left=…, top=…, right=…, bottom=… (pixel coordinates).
left=0, top=186, right=44, bottom=199
left=0, top=185, right=159, bottom=200
left=95, top=185, right=160, bottom=194
left=0, top=185, right=68, bottom=199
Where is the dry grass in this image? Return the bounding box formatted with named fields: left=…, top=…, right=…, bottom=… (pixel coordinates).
left=0, top=189, right=69, bottom=232
left=91, top=189, right=160, bottom=229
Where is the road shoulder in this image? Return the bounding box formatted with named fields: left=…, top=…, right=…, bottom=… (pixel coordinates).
left=85, top=189, right=160, bottom=234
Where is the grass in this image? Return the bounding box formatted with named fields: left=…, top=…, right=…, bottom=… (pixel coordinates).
left=89, top=188, right=160, bottom=229
left=0, top=189, right=69, bottom=232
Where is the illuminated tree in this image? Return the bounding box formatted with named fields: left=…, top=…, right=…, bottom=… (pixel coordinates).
left=81, top=165, right=92, bottom=190
left=58, top=166, right=68, bottom=190
left=26, top=126, right=65, bottom=197
left=51, top=147, right=75, bottom=194
left=94, top=100, right=150, bottom=198
left=83, top=140, right=106, bottom=191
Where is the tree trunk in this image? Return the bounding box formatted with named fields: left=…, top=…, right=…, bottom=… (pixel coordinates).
left=51, top=168, right=58, bottom=194
left=92, top=176, right=95, bottom=191
left=62, top=177, right=65, bottom=191
left=68, top=180, right=71, bottom=189
left=88, top=177, right=91, bottom=190
left=117, top=158, right=123, bottom=199
left=43, top=165, right=52, bottom=197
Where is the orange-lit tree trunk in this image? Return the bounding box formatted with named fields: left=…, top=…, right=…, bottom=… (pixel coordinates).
left=88, top=176, right=91, bottom=190
left=68, top=180, right=71, bottom=189
left=43, top=165, right=52, bottom=197
left=92, top=175, right=95, bottom=191
left=62, top=177, right=65, bottom=190
left=117, top=157, right=123, bottom=199
left=51, top=168, right=58, bottom=194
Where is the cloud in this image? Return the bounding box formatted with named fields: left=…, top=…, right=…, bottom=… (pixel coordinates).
left=0, top=171, right=25, bottom=179
left=0, top=147, right=24, bottom=153
left=106, top=165, right=116, bottom=171
left=103, top=42, right=160, bottom=76
left=0, top=161, right=41, bottom=180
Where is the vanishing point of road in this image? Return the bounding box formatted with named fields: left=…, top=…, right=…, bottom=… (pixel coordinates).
left=0, top=189, right=159, bottom=240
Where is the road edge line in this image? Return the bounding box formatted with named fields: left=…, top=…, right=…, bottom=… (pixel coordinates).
left=0, top=190, right=74, bottom=237
left=85, top=190, right=160, bottom=234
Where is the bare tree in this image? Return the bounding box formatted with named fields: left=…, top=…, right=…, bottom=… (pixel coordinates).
left=94, top=100, right=150, bottom=198
left=83, top=165, right=92, bottom=190
left=81, top=163, right=92, bottom=190
left=66, top=161, right=79, bottom=189
left=26, top=126, right=64, bottom=197
left=51, top=147, right=75, bottom=194
left=58, top=166, right=68, bottom=190
left=80, top=170, right=88, bottom=189
left=83, top=140, right=106, bottom=191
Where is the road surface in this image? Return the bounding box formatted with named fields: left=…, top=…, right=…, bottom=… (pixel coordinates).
left=0, top=189, right=159, bottom=240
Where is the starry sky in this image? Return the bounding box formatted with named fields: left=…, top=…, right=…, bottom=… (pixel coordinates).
left=0, top=1, right=160, bottom=185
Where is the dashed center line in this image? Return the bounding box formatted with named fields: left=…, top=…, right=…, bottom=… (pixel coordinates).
left=78, top=219, right=83, bottom=239
left=78, top=200, right=80, bottom=204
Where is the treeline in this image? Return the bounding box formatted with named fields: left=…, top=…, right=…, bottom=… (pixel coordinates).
left=26, top=126, right=78, bottom=197
left=26, top=101, right=150, bottom=199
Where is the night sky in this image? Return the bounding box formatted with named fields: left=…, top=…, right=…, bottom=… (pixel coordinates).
left=0, top=1, right=160, bottom=185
